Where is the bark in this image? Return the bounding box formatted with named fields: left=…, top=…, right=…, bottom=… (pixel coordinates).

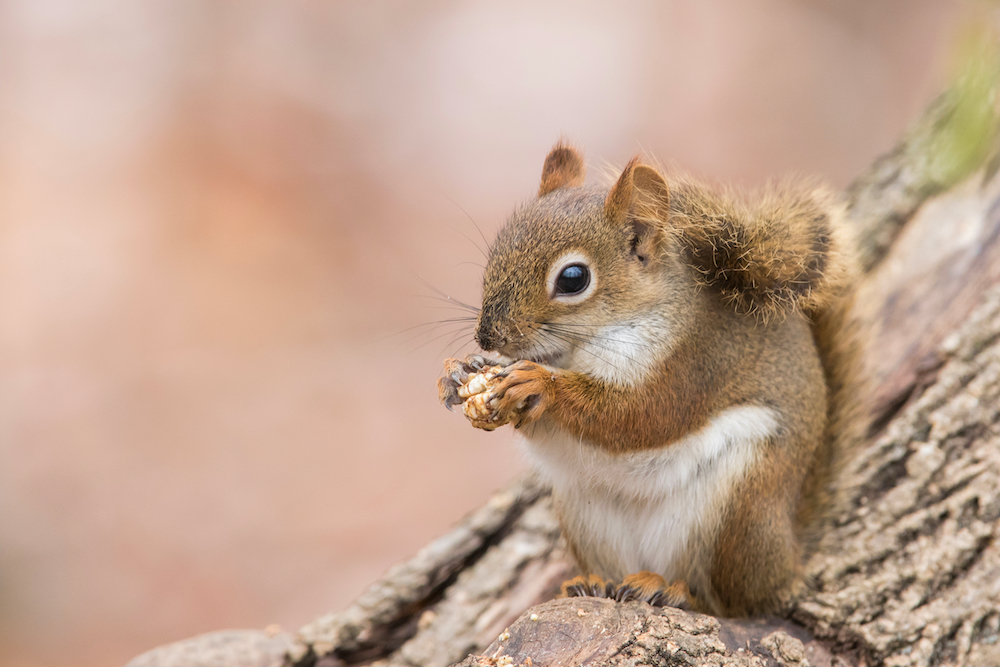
left=126, top=82, right=1000, bottom=667
left=291, top=478, right=569, bottom=667
left=794, top=282, right=1000, bottom=667
left=125, top=630, right=296, bottom=667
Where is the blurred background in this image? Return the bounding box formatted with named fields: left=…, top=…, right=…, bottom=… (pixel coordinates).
left=0, top=1, right=983, bottom=665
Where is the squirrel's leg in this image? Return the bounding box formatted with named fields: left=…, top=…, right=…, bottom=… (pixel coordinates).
left=709, top=456, right=804, bottom=617
left=560, top=572, right=700, bottom=610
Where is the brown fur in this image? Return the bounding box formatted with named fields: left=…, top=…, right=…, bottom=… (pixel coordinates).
left=670, top=179, right=852, bottom=322
left=488, top=336, right=712, bottom=452
left=439, top=142, right=859, bottom=617
left=538, top=140, right=586, bottom=196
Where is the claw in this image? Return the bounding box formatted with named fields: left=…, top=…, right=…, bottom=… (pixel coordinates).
left=560, top=574, right=612, bottom=599
left=560, top=573, right=695, bottom=610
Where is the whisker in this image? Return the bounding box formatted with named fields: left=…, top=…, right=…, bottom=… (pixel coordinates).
left=441, top=329, right=472, bottom=350
left=541, top=325, right=647, bottom=359
left=542, top=325, right=646, bottom=350
left=537, top=321, right=635, bottom=329
left=448, top=227, right=488, bottom=260
left=551, top=332, right=634, bottom=367
left=543, top=331, right=624, bottom=371
left=415, top=277, right=481, bottom=313
left=396, top=316, right=478, bottom=333
left=539, top=323, right=646, bottom=366
left=455, top=261, right=486, bottom=270
left=404, top=323, right=475, bottom=351
left=399, top=323, right=472, bottom=345
left=385, top=318, right=477, bottom=346
left=446, top=195, right=492, bottom=259
left=416, top=302, right=481, bottom=315
left=371, top=318, right=469, bottom=345
left=534, top=327, right=630, bottom=371
left=444, top=335, right=478, bottom=360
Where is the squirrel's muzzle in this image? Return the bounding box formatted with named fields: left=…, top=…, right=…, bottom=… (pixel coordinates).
left=474, top=321, right=504, bottom=352
left=475, top=301, right=511, bottom=352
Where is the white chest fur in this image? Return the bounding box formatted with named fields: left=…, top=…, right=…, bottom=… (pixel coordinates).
left=520, top=405, right=780, bottom=582
left=564, top=315, right=673, bottom=387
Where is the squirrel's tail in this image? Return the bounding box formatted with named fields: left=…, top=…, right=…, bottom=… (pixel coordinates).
left=672, top=181, right=854, bottom=324
left=797, top=205, right=868, bottom=553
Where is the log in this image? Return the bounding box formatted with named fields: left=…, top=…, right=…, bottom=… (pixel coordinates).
left=292, top=477, right=569, bottom=667
left=126, top=74, right=1000, bottom=667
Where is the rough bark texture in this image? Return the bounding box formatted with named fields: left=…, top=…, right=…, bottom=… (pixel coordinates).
left=288, top=477, right=570, bottom=667
left=794, top=284, right=1000, bottom=667
left=457, top=598, right=839, bottom=667
left=125, top=80, right=1000, bottom=667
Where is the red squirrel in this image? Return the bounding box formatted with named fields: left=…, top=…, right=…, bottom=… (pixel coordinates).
left=438, top=142, right=857, bottom=616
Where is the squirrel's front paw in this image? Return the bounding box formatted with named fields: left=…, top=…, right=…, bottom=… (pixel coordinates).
left=487, top=360, right=557, bottom=428
left=437, top=354, right=496, bottom=409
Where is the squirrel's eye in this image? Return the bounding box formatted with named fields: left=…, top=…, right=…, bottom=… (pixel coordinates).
left=555, top=264, right=590, bottom=295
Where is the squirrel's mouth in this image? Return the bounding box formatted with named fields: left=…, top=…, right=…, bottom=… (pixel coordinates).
left=496, top=341, right=567, bottom=369
left=523, top=350, right=566, bottom=368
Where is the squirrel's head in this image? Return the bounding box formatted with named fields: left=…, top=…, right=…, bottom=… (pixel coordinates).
left=476, top=143, right=688, bottom=370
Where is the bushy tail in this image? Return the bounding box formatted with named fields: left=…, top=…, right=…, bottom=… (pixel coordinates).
left=671, top=180, right=854, bottom=324
left=799, top=284, right=867, bottom=547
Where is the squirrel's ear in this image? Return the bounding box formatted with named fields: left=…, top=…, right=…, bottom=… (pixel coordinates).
left=606, top=160, right=670, bottom=263
left=632, top=164, right=670, bottom=216
left=604, top=157, right=639, bottom=225
left=539, top=142, right=586, bottom=196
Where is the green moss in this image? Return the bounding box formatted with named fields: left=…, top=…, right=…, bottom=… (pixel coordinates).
left=927, top=26, right=1000, bottom=185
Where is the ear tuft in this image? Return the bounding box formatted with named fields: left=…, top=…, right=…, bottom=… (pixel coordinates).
left=539, top=141, right=586, bottom=197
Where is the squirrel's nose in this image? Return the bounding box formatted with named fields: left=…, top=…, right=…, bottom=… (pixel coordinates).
left=475, top=312, right=510, bottom=352
left=475, top=323, right=502, bottom=351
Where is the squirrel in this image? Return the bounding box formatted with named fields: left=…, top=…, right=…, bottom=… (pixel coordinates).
left=437, top=141, right=859, bottom=617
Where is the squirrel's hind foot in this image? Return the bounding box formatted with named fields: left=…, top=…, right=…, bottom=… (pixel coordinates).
left=560, top=574, right=616, bottom=599
left=560, top=572, right=694, bottom=610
